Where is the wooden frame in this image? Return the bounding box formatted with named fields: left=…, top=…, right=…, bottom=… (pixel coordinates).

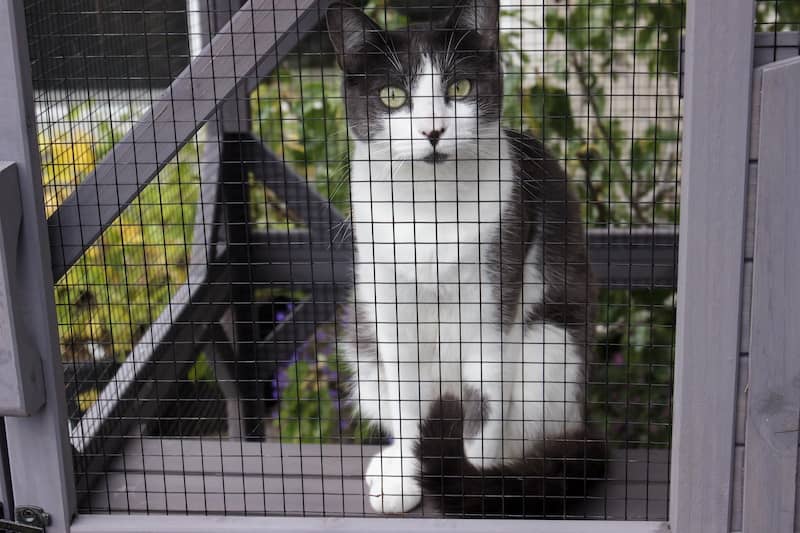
left=670, top=1, right=756, bottom=533
left=5, top=0, right=793, bottom=531
left=0, top=1, right=77, bottom=530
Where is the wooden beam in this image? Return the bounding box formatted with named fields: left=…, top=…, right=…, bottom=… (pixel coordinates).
left=47, top=0, right=330, bottom=281
left=73, top=514, right=668, bottom=533
left=0, top=2, right=77, bottom=530
left=244, top=137, right=346, bottom=235
left=742, top=56, right=800, bottom=533
left=670, top=1, right=755, bottom=532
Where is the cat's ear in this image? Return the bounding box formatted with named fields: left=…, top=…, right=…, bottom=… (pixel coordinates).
left=327, top=3, right=383, bottom=71
left=447, top=0, right=499, bottom=49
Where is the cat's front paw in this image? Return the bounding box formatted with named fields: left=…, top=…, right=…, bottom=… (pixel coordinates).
left=365, top=448, right=421, bottom=513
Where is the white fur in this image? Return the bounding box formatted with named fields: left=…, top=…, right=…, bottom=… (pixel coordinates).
left=345, top=59, right=583, bottom=513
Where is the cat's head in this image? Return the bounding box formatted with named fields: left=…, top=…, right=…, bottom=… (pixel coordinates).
left=327, top=1, right=503, bottom=165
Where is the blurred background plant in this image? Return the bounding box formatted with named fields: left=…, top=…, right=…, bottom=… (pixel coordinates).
left=46, top=0, right=800, bottom=446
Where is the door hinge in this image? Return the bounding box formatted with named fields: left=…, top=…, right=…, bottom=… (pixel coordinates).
left=0, top=506, right=50, bottom=533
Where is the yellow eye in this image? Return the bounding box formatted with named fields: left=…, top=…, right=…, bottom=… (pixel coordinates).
left=447, top=79, right=472, bottom=99
left=379, top=86, right=407, bottom=109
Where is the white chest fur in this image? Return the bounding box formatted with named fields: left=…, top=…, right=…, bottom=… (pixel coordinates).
left=350, top=139, right=514, bottom=289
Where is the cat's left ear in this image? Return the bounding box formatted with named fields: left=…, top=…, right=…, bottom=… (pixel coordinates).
left=327, top=3, right=383, bottom=71
left=447, top=0, right=499, bottom=49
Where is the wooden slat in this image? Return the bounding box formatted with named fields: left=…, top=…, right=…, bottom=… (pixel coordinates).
left=731, top=445, right=745, bottom=532
left=586, top=228, right=677, bottom=289
left=72, top=514, right=669, bottom=533
left=47, top=0, right=330, bottom=281
left=670, top=1, right=754, bottom=532
left=742, top=56, right=800, bottom=533
left=236, top=228, right=677, bottom=288
left=88, top=439, right=669, bottom=522
left=735, top=356, right=748, bottom=446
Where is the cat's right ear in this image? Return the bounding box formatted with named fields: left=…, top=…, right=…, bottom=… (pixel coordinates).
left=326, top=3, right=382, bottom=71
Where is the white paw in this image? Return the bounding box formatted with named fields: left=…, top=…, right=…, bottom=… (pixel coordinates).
left=365, top=448, right=421, bottom=513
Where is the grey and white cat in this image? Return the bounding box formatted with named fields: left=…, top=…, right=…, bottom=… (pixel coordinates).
left=327, top=0, right=604, bottom=516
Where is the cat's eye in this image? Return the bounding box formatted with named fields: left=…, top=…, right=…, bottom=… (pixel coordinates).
left=379, top=86, right=407, bottom=109
left=447, top=79, right=472, bottom=99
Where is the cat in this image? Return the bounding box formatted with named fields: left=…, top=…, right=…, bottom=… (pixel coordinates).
left=327, top=0, right=605, bottom=517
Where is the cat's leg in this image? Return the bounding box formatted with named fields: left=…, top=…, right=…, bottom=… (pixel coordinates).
left=517, top=322, right=585, bottom=445
left=459, top=324, right=510, bottom=469
left=363, top=305, right=425, bottom=513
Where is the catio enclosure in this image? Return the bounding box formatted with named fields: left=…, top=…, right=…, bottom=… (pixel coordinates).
left=0, top=0, right=798, bottom=532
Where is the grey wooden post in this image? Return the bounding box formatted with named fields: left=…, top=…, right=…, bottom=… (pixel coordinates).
left=670, top=1, right=755, bottom=532
left=0, top=1, right=77, bottom=531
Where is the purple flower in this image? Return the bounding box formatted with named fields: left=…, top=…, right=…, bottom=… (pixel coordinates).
left=611, top=352, right=625, bottom=366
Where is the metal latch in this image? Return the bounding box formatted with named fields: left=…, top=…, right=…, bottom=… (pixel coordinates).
left=0, top=506, right=50, bottom=533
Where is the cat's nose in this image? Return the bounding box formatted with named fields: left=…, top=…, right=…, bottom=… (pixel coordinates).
left=421, top=127, right=446, bottom=147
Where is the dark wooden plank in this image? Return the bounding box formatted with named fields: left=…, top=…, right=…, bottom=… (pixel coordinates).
left=233, top=228, right=677, bottom=289
left=90, top=439, right=669, bottom=521
left=753, top=31, right=800, bottom=68
left=245, top=138, right=346, bottom=236
left=670, top=1, right=754, bottom=532
left=743, top=56, right=800, bottom=533
left=47, top=0, right=330, bottom=281
left=586, top=228, right=677, bottom=289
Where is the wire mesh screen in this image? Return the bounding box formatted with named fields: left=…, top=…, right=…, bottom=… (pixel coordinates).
left=23, top=0, right=701, bottom=520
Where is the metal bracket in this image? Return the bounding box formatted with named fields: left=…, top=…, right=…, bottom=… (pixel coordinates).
left=0, top=506, right=49, bottom=533
left=0, top=162, right=45, bottom=416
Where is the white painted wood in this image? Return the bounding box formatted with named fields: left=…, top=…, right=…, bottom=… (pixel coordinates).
left=0, top=162, right=45, bottom=416
left=0, top=1, right=77, bottom=530
left=742, top=55, right=800, bottom=533
left=670, top=1, right=755, bottom=533
left=71, top=514, right=669, bottom=533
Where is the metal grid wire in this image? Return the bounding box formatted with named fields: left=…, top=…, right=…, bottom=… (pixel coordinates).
left=24, top=0, right=694, bottom=520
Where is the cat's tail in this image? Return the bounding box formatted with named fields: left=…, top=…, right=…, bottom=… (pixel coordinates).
left=415, top=393, right=606, bottom=518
